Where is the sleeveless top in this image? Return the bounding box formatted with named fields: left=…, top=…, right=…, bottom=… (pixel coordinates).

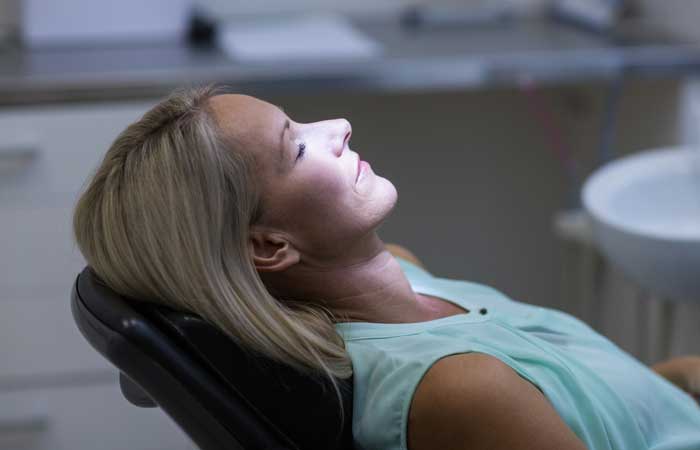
left=334, top=257, right=700, bottom=450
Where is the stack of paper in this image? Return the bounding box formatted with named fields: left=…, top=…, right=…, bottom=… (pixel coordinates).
left=217, top=12, right=382, bottom=62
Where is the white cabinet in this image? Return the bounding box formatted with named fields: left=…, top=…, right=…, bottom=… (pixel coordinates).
left=0, top=102, right=155, bottom=207
left=0, top=100, right=196, bottom=450
left=0, top=382, right=195, bottom=450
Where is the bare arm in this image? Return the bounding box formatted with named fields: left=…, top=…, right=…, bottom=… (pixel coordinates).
left=652, top=358, right=688, bottom=390
left=385, top=243, right=426, bottom=269
left=408, top=353, right=588, bottom=450
left=651, top=355, right=700, bottom=397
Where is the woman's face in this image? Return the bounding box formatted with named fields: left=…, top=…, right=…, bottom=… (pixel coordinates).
left=209, top=94, right=397, bottom=264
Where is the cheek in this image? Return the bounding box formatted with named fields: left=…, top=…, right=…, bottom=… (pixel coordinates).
left=298, top=174, right=347, bottom=214
left=261, top=160, right=364, bottom=239
left=287, top=173, right=357, bottom=229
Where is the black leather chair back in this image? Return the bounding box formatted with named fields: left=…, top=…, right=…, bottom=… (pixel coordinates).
left=71, top=266, right=354, bottom=450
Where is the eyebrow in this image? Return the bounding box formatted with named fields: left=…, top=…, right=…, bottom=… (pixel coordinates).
left=278, top=118, right=290, bottom=171
left=277, top=104, right=290, bottom=172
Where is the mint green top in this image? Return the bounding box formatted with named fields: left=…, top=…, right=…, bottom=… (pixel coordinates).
left=334, top=257, right=700, bottom=450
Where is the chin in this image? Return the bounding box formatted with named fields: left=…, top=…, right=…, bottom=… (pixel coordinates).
left=373, top=179, right=399, bottom=223
left=386, top=180, right=398, bottom=208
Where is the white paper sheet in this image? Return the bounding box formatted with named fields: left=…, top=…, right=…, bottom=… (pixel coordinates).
left=217, top=12, right=382, bottom=62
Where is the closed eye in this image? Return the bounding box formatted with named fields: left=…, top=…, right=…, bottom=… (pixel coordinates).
left=296, top=142, right=306, bottom=161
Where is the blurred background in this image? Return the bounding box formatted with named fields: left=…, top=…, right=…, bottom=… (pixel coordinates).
left=0, top=0, right=699, bottom=448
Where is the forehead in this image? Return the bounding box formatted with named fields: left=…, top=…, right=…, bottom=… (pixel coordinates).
left=208, top=93, right=284, bottom=150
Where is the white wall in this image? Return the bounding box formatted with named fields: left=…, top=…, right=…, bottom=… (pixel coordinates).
left=5, top=0, right=699, bottom=41
left=0, top=0, right=18, bottom=37
left=4, top=0, right=700, bottom=40
left=637, top=0, right=700, bottom=43
left=0, top=0, right=548, bottom=40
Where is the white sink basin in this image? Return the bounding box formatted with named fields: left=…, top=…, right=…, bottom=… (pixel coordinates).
left=581, top=147, right=700, bottom=302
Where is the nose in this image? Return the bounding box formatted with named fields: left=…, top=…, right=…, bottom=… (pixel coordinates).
left=342, top=120, right=352, bottom=147
left=333, top=119, right=351, bottom=156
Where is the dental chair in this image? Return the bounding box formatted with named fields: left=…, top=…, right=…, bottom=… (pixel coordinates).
left=70, top=266, right=355, bottom=450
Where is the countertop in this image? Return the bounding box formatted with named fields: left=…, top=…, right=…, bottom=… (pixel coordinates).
left=0, top=17, right=699, bottom=105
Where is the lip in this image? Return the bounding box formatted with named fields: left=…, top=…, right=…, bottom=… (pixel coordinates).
left=356, top=160, right=370, bottom=183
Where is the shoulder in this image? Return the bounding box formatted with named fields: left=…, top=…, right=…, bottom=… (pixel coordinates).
left=407, top=353, right=587, bottom=450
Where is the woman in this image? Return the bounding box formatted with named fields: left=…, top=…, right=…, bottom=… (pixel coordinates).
left=72, top=84, right=700, bottom=450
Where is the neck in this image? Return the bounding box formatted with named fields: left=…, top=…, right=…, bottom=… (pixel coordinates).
left=260, top=236, right=443, bottom=324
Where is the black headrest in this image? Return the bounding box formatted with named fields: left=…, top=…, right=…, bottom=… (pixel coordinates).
left=72, top=266, right=354, bottom=450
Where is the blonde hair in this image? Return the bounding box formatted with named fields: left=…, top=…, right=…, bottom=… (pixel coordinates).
left=72, top=84, right=353, bottom=433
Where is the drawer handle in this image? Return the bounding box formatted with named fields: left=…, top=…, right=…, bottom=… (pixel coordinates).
left=0, top=145, right=40, bottom=174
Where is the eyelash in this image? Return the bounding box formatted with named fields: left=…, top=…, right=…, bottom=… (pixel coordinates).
left=296, top=142, right=306, bottom=161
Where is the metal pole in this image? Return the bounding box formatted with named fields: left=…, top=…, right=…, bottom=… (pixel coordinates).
left=659, top=299, right=675, bottom=360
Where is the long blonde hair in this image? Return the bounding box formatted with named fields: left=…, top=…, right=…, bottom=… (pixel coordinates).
left=72, top=84, right=353, bottom=431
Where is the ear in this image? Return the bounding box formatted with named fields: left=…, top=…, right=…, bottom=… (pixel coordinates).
left=248, top=228, right=300, bottom=273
